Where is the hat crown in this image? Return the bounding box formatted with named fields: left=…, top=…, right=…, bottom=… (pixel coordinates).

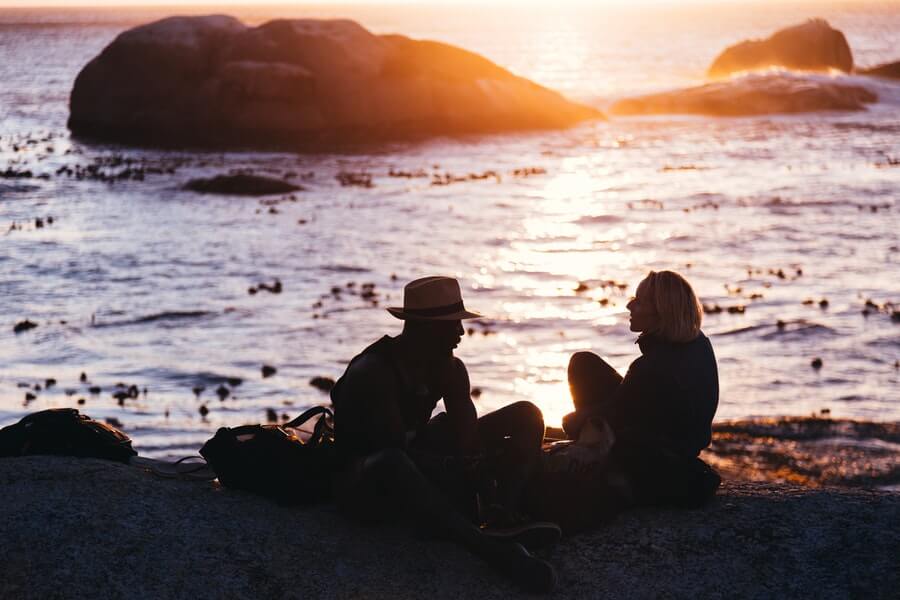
left=403, top=276, right=463, bottom=310
left=387, top=276, right=481, bottom=320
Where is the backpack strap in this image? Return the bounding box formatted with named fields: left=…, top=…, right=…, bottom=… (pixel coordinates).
left=285, top=406, right=334, bottom=446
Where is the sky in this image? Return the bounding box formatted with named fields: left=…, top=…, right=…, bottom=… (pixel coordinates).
left=0, top=0, right=865, bottom=6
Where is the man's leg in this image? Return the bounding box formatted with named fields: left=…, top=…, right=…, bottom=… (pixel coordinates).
left=476, top=401, right=545, bottom=515
left=333, top=448, right=556, bottom=592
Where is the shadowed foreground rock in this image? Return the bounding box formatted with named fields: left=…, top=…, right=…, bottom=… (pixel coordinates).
left=2, top=456, right=898, bottom=599
left=610, top=73, right=877, bottom=117
left=708, top=19, right=853, bottom=78
left=68, top=16, right=601, bottom=150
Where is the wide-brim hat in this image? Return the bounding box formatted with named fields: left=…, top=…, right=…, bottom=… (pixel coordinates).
left=387, top=276, right=482, bottom=320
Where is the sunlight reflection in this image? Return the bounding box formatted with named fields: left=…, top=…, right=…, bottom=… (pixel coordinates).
left=512, top=345, right=573, bottom=427
left=517, top=378, right=571, bottom=428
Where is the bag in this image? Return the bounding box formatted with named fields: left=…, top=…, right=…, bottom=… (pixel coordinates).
left=0, top=408, right=137, bottom=463
left=199, top=406, right=336, bottom=504
left=523, top=440, right=631, bottom=534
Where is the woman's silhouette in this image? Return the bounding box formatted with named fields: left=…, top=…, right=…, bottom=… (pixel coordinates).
left=527, top=270, right=720, bottom=532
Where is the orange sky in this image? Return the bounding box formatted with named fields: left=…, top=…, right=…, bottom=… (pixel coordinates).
left=0, top=0, right=859, bottom=6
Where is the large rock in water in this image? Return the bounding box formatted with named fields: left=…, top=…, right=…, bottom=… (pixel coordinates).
left=1, top=455, right=898, bottom=598
left=610, top=73, right=877, bottom=117
left=708, top=19, right=853, bottom=78
left=68, top=16, right=601, bottom=149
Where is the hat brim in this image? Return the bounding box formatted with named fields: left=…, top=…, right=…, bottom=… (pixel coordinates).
left=386, top=307, right=482, bottom=320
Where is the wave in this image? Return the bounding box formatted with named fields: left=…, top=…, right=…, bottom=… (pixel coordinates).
left=0, top=182, right=40, bottom=194
left=573, top=215, right=623, bottom=225
left=711, top=320, right=837, bottom=340
left=320, top=264, right=371, bottom=273
left=714, top=416, right=900, bottom=444
left=92, top=310, right=214, bottom=329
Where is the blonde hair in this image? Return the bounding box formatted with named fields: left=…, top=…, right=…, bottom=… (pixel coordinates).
left=643, top=270, right=702, bottom=343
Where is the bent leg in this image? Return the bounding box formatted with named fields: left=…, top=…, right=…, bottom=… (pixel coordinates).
left=335, top=448, right=482, bottom=539
left=567, top=351, right=623, bottom=411
left=333, top=448, right=557, bottom=591
left=477, top=400, right=545, bottom=459
left=564, top=352, right=623, bottom=438
left=477, top=401, right=545, bottom=513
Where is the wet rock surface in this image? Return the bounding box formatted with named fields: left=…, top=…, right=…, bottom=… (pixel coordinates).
left=705, top=417, right=900, bottom=489
left=68, top=16, right=601, bottom=150
left=1, top=455, right=898, bottom=599
left=707, top=19, right=853, bottom=78
left=546, top=417, right=900, bottom=490
left=610, top=73, right=877, bottom=117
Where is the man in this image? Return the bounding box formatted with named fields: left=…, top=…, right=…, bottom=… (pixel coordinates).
left=330, top=276, right=559, bottom=592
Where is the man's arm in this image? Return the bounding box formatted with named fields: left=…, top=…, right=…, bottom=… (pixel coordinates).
left=436, top=357, right=479, bottom=454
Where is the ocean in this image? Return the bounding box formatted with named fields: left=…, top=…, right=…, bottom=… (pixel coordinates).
left=1, top=2, right=898, bottom=458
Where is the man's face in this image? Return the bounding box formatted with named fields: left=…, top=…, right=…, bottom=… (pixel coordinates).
left=418, top=319, right=465, bottom=356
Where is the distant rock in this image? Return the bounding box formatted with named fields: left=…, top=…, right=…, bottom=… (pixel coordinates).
left=68, top=16, right=602, bottom=149
left=309, top=376, right=335, bottom=393
left=184, top=174, right=301, bottom=196
left=1, top=455, right=898, bottom=599
left=13, top=320, right=38, bottom=334
left=859, top=60, right=900, bottom=80
left=610, top=73, right=877, bottom=117
left=708, top=19, right=853, bottom=78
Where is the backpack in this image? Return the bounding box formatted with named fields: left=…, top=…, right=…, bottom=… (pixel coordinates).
left=199, top=405, right=336, bottom=504
left=0, top=408, right=137, bottom=463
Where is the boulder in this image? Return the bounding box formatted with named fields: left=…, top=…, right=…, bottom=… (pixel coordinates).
left=184, top=173, right=302, bottom=196
left=68, top=16, right=601, bottom=150
left=610, top=73, right=877, bottom=117
left=708, top=19, right=853, bottom=78
left=1, top=455, right=898, bottom=598
left=859, top=60, right=900, bottom=80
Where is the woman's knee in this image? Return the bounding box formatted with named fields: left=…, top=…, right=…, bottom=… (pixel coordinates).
left=568, top=351, right=602, bottom=382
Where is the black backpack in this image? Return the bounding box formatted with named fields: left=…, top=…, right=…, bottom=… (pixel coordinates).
left=199, top=406, right=336, bottom=504
left=0, top=408, right=137, bottom=463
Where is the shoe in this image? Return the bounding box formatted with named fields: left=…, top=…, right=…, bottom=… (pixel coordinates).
left=481, top=520, right=562, bottom=551
left=486, top=541, right=557, bottom=593
left=480, top=503, right=562, bottom=550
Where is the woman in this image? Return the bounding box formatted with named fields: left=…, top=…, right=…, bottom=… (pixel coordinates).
left=526, top=270, right=721, bottom=532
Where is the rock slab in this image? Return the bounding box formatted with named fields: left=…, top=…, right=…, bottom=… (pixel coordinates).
left=2, top=456, right=899, bottom=599
left=859, top=60, right=900, bottom=80
left=68, top=16, right=601, bottom=150
left=708, top=19, right=853, bottom=78
left=610, top=73, right=877, bottom=117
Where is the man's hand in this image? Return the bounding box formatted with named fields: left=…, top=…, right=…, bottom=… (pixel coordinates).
left=435, top=356, right=470, bottom=400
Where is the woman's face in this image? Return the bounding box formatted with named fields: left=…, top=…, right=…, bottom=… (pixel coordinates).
left=626, top=278, right=660, bottom=334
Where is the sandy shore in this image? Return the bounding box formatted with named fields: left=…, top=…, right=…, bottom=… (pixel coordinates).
left=2, top=455, right=898, bottom=599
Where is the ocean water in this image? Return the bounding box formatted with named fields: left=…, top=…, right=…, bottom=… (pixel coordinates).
left=0, top=2, right=898, bottom=458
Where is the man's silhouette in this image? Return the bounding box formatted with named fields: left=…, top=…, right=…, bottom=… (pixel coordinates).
left=331, top=276, right=558, bottom=592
